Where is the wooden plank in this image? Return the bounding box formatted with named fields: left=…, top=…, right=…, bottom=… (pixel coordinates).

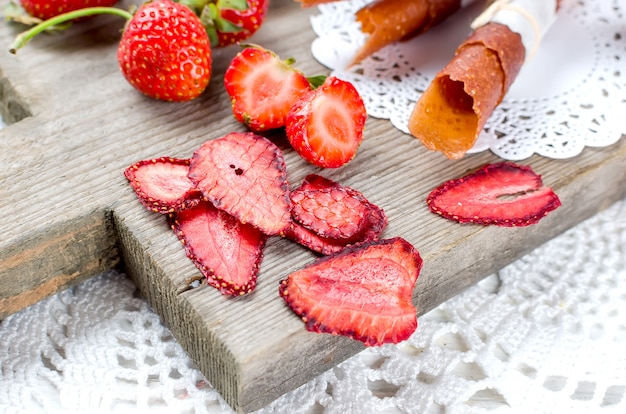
left=1, top=0, right=625, bottom=412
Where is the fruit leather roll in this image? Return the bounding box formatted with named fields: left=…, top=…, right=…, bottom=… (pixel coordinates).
left=408, top=0, right=560, bottom=159
left=351, top=0, right=477, bottom=66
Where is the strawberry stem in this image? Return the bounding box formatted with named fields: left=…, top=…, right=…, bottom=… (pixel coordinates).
left=9, top=7, right=134, bottom=54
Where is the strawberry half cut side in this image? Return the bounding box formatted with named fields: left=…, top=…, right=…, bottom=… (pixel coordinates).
left=279, top=237, right=422, bottom=346
left=124, top=157, right=202, bottom=214
left=224, top=45, right=312, bottom=132
left=188, top=132, right=292, bottom=236
left=427, top=162, right=562, bottom=227
left=286, top=76, right=367, bottom=168
left=169, top=200, right=267, bottom=296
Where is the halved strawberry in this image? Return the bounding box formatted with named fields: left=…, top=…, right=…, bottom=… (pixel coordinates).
left=279, top=237, right=423, bottom=346
left=224, top=45, right=313, bottom=132
left=188, top=132, right=292, bottom=236
left=427, top=162, right=561, bottom=226
left=169, top=200, right=267, bottom=296
left=124, top=157, right=202, bottom=214
left=286, top=76, right=367, bottom=168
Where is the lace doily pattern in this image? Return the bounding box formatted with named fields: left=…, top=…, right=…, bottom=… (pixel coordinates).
left=1, top=196, right=625, bottom=413
left=310, top=0, right=626, bottom=160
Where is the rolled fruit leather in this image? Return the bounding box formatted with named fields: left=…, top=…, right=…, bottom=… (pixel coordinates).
left=350, top=0, right=474, bottom=66
left=408, top=0, right=561, bottom=159
left=295, top=0, right=477, bottom=66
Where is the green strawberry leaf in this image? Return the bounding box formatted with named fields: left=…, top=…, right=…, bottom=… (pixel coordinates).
left=216, top=0, right=249, bottom=11
left=307, top=75, right=327, bottom=89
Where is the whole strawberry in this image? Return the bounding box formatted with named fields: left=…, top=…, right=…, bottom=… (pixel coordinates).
left=10, top=1, right=213, bottom=102
left=178, top=0, right=269, bottom=47
left=20, top=0, right=119, bottom=20
left=118, top=1, right=212, bottom=101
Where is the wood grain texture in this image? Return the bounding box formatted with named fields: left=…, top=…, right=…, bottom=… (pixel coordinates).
left=1, top=0, right=625, bottom=412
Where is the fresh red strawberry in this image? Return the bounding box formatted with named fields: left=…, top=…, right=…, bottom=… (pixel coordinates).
left=224, top=45, right=313, bottom=132
left=169, top=200, right=267, bottom=296
left=124, top=157, right=202, bottom=214
left=286, top=76, right=367, bottom=168
left=427, top=162, right=561, bottom=226
left=279, top=237, right=423, bottom=346
left=285, top=174, right=388, bottom=254
left=178, top=0, right=269, bottom=47
left=18, top=0, right=118, bottom=20
left=117, top=0, right=212, bottom=102
left=9, top=1, right=212, bottom=101
left=188, top=132, right=292, bottom=236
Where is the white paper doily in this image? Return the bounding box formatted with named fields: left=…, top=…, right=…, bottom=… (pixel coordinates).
left=310, top=0, right=626, bottom=160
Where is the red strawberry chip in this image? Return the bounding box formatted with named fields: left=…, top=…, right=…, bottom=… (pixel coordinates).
left=290, top=186, right=370, bottom=240
left=298, top=173, right=338, bottom=191
left=124, top=157, right=202, bottom=214
left=169, top=200, right=267, bottom=296
left=285, top=174, right=388, bottom=253
left=283, top=222, right=349, bottom=256
left=188, top=132, right=292, bottom=236
left=427, top=162, right=561, bottom=227
left=279, top=237, right=422, bottom=346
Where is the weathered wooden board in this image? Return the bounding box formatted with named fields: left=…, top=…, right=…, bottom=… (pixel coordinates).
left=1, top=0, right=625, bottom=412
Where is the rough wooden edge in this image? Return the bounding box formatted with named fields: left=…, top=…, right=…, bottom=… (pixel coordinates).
left=0, top=66, right=32, bottom=124
left=0, top=209, right=120, bottom=319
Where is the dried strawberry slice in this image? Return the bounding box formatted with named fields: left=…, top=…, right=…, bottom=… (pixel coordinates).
left=188, top=132, right=291, bottom=236
left=279, top=237, right=423, bottom=346
left=285, top=200, right=389, bottom=255
left=169, top=200, right=267, bottom=296
left=427, top=162, right=561, bottom=226
left=358, top=202, right=388, bottom=241
left=290, top=186, right=370, bottom=240
left=298, top=173, right=338, bottom=191
left=124, top=157, right=202, bottom=214
left=283, top=223, right=348, bottom=256
left=285, top=174, right=387, bottom=253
